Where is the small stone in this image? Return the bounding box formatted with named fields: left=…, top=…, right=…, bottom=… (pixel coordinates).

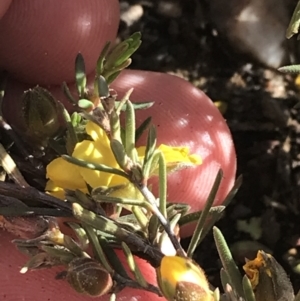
left=156, top=0, right=182, bottom=18
left=120, top=4, right=144, bottom=27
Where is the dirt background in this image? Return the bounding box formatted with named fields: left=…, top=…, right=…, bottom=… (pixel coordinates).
left=119, top=0, right=300, bottom=292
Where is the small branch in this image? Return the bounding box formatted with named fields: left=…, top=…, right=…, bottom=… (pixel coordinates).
left=0, top=117, right=43, bottom=169
left=0, top=143, right=29, bottom=187
left=0, top=181, right=72, bottom=213
left=137, top=184, right=185, bottom=256
left=113, top=273, right=161, bottom=296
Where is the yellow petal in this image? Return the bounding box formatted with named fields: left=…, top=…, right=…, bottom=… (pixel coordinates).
left=158, top=144, right=202, bottom=165
left=159, top=256, right=208, bottom=287
left=45, top=180, right=66, bottom=200
left=73, top=139, right=118, bottom=168
left=295, top=74, right=300, bottom=88
left=46, top=158, right=86, bottom=190
left=72, top=140, right=120, bottom=188
left=46, top=180, right=89, bottom=200
left=214, top=101, right=228, bottom=115
left=86, top=120, right=110, bottom=144
left=137, top=144, right=202, bottom=165
left=109, top=174, right=129, bottom=186
left=108, top=182, right=144, bottom=200
left=157, top=256, right=211, bottom=301
left=137, top=144, right=202, bottom=166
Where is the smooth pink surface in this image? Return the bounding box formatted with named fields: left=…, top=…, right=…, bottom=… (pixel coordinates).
left=112, top=70, right=236, bottom=212
left=0, top=231, right=162, bottom=301
left=0, top=0, right=11, bottom=19
left=0, top=0, right=120, bottom=85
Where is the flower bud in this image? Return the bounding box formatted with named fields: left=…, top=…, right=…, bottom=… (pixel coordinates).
left=156, top=255, right=213, bottom=301
left=243, top=250, right=294, bottom=301
left=66, top=257, right=113, bottom=297
left=21, top=86, right=60, bottom=145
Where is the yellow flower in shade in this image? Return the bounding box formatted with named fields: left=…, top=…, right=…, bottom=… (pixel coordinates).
left=243, top=251, right=294, bottom=301
left=156, top=256, right=212, bottom=301
left=46, top=121, right=201, bottom=199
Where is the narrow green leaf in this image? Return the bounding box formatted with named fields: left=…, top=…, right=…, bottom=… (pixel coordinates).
left=158, top=213, right=181, bottom=253
left=78, top=99, right=94, bottom=110
left=148, top=214, right=159, bottom=243
left=117, top=101, right=154, bottom=112
left=105, top=32, right=141, bottom=71
left=63, top=235, right=85, bottom=257
left=131, top=101, right=154, bottom=110
left=106, top=70, right=122, bottom=85
left=178, top=209, right=201, bottom=226
left=158, top=152, right=167, bottom=218
left=41, top=245, right=76, bottom=264
left=286, top=0, right=300, bottom=38
left=20, top=252, right=62, bottom=273
left=114, top=33, right=142, bottom=67
left=242, top=275, right=256, bottom=301
left=138, top=185, right=184, bottom=255
left=110, top=110, right=122, bottom=142
left=70, top=112, right=81, bottom=127
left=124, top=100, right=138, bottom=161
left=92, top=194, right=145, bottom=207
left=65, top=222, right=89, bottom=250
left=132, top=205, right=149, bottom=231
left=62, top=154, right=129, bottom=179
left=74, top=204, right=155, bottom=263
left=75, top=53, right=87, bottom=98
left=128, top=32, right=142, bottom=48
left=62, top=82, right=77, bottom=105
left=197, top=206, right=225, bottom=245
left=96, top=41, right=111, bottom=75
left=99, top=237, right=129, bottom=278
left=135, top=116, right=152, bottom=142
left=142, top=125, right=157, bottom=176
left=96, top=75, right=110, bottom=98
left=278, top=64, right=300, bottom=74
left=213, top=227, right=245, bottom=298
left=83, top=224, right=113, bottom=273
left=187, top=169, right=223, bottom=257
left=73, top=189, right=96, bottom=210
left=220, top=268, right=232, bottom=292
left=104, top=59, right=132, bottom=83
left=116, top=213, right=142, bottom=232
left=167, top=203, right=190, bottom=219
left=110, top=139, right=129, bottom=171
left=115, top=88, right=134, bottom=115
left=114, top=58, right=132, bottom=72
left=122, top=242, right=148, bottom=288
left=58, top=103, right=78, bottom=155
left=72, top=203, right=121, bottom=237
left=105, top=42, right=129, bottom=69
left=222, top=175, right=243, bottom=207
left=179, top=175, right=240, bottom=226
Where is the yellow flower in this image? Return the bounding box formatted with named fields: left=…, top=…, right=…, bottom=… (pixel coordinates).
left=243, top=251, right=294, bottom=301
left=243, top=251, right=269, bottom=289
left=156, top=256, right=212, bottom=301
left=46, top=121, right=201, bottom=199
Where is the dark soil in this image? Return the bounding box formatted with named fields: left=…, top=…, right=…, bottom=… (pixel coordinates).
left=119, top=0, right=300, bottom=293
